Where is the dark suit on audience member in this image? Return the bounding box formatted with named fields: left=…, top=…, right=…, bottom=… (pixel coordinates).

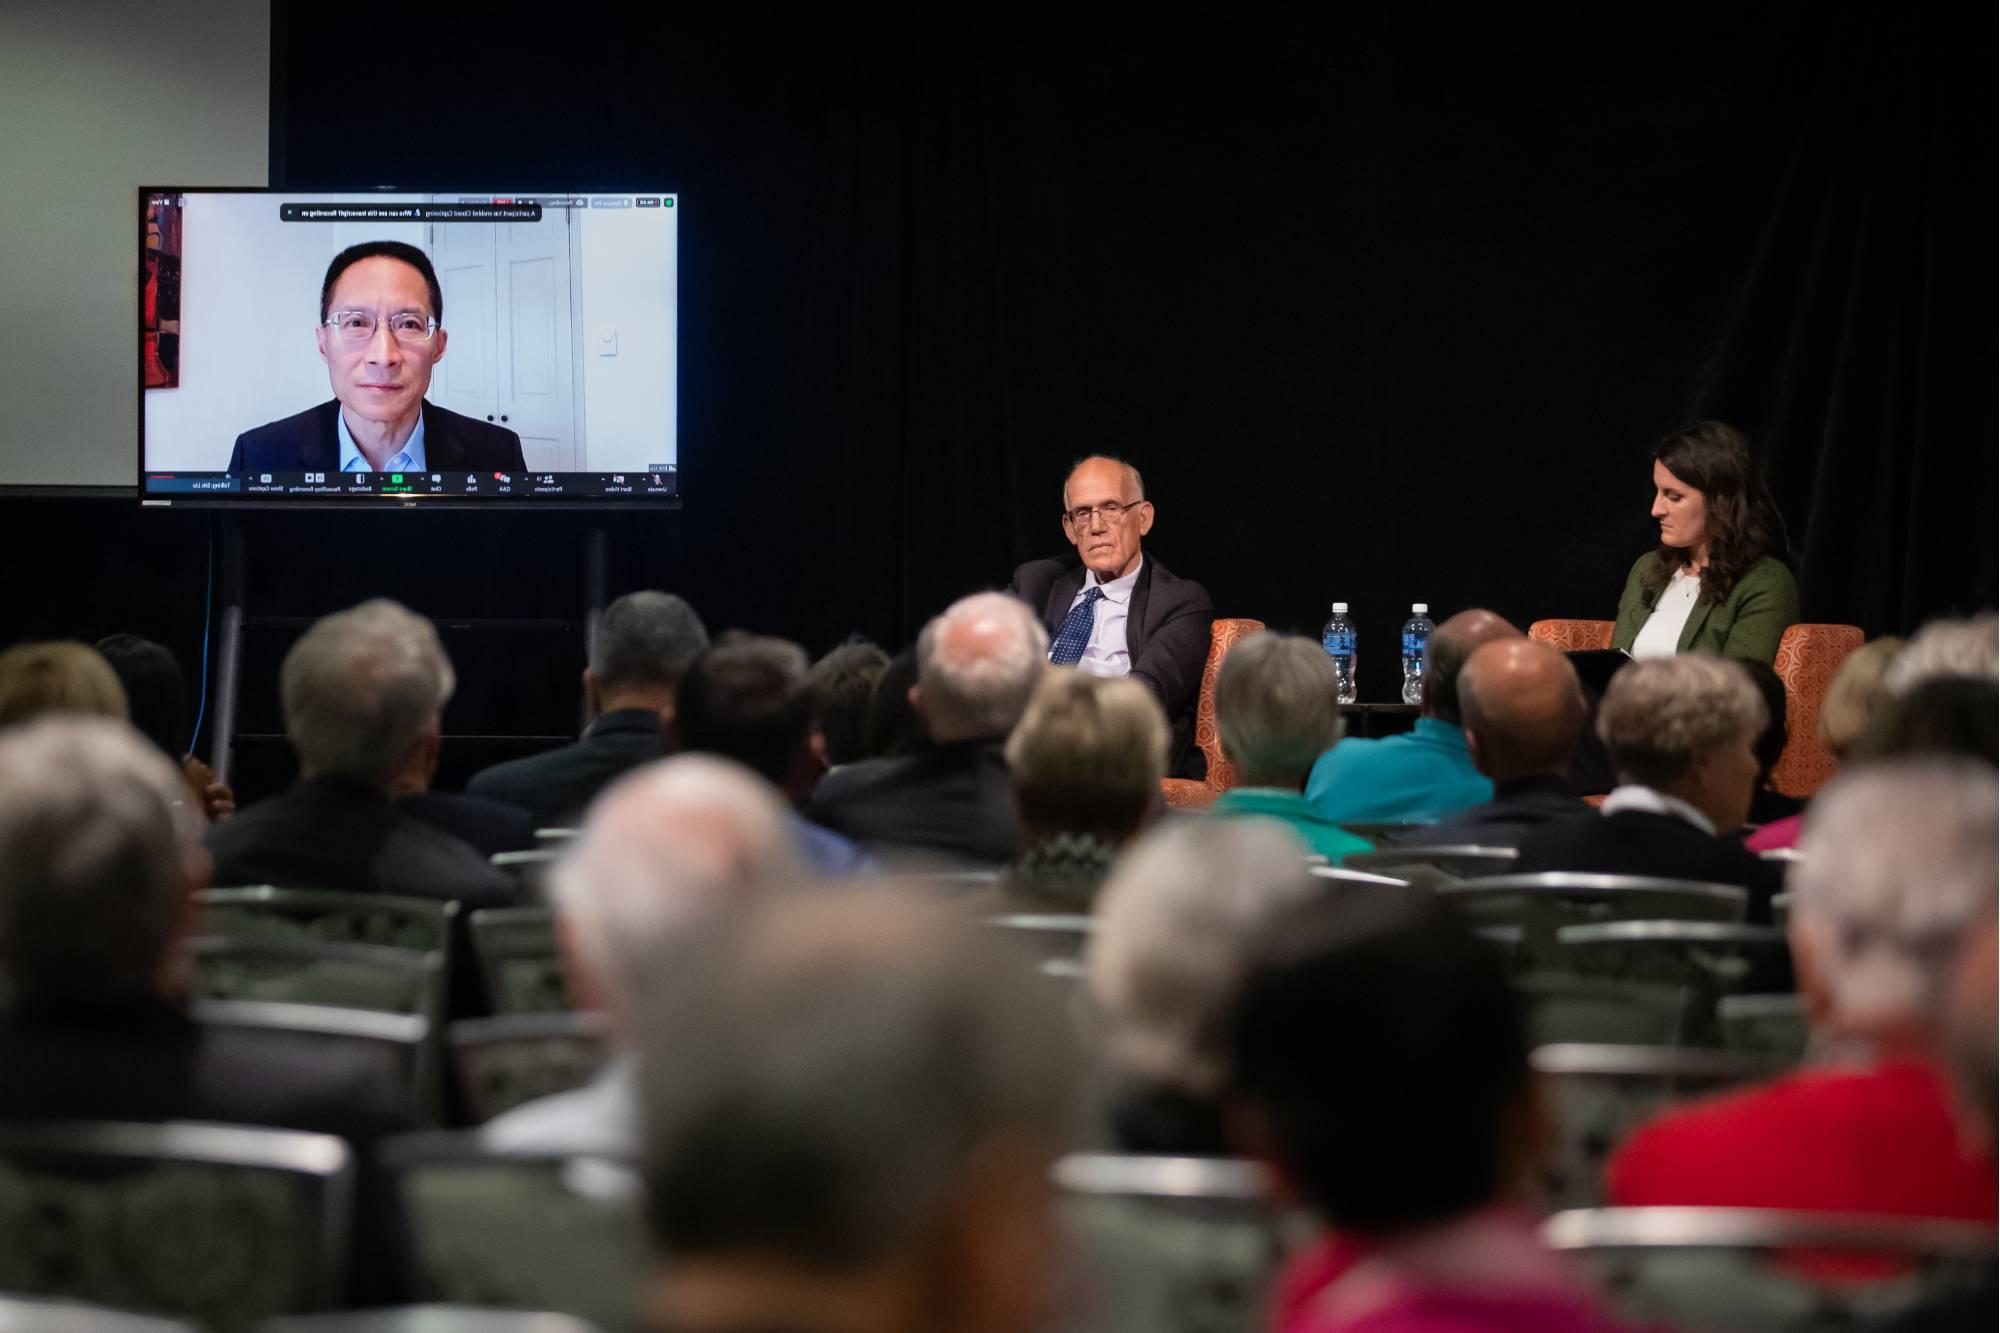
left=807, top=739, right=1017, bottom=865
left=1401, top=777, right=1594, bottom=852
left=466, top=708, right=668, bottom=827
left=397, top=790, right=537, bottom=857
left=1010, top=557, right=1215, bottom=779
left=226, top=399, right=526, bottom=477
left=1513, top=808, right=1786, bottom=923
left=0, top=998, right=415, bottom=1146
left=208, top=776, right=513, bottom=907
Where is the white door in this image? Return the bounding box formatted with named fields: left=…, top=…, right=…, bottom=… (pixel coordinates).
left=495, top=211, right=577, bottom=472
left=425, top=204, right=578, bottom=472
left=427, top=219, right=496, bottom=423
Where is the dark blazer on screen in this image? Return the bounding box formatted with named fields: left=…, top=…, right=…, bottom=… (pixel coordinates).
left=1010, top=555, right=1215, bottom=779
left=226, top=399, right=527, bottom=476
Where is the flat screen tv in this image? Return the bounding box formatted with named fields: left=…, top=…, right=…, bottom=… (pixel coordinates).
left=138, top=188, right=679, bottom=505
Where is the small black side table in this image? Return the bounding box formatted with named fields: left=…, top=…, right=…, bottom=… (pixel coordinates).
left=1338, top=702, right=1420, bottom=739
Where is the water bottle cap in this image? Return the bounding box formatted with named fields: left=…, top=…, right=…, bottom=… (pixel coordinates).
left=1331, top=602, right=1348, bottom=613
left=1411, top=603, right=1427, bottom=614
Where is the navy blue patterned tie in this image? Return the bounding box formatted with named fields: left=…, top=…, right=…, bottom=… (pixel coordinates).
left=1049, top=586, right=1104, bottom=666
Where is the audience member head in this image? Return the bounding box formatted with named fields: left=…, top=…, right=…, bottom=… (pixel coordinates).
left=1419, top=610, right=1520, bottom=725
left=675, top=636, right=819, bottom=805
left=1061, top=455, right=1151, bottom=583
left=0, top=718, right=208, bottom=1008
left=1597, top=654, right=1765, bottom=831
left=1456, top=638, right=1586, bottom=783
left=1004, top=670, right=1166, bottom=852
left=808, top=641, right=890, bottom=767
left=864, top=648, right=928, bottom=758
left=1738, top=659, right=1791, bottom=789
left=1089, top=819, right=1320, bottom=1101
left=638, top=889, right=1078, bottom=1333
left=1788, top=759, right=1997, bottom=1050
left=1817, top=636, right=1905, bottom=762
left=1647, top=420, right=1790, bottom=603
left=0, top=641, right=128, bottom=727
left=1883, top=613, right=1999, bottom=695
left=95, top=635, right=191, bottom=759
left=1857, top=676, right=2000, bottom=768
left=585, top=591, right=710, bottom=721
left=281, top=599, right=453, bottom=791
left=1229, top=890, right=1536, bottom=1237
left=913, top=592, right=1048, bottom=744
left=1214, top=632, right=1344, bottom=790
left=552, top=754, right=802, bottom=1021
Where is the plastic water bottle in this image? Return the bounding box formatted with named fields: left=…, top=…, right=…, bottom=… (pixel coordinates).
left=1322, top=602, right=1357, bottom=704
left=1400, top=603, right=1435, bottom=705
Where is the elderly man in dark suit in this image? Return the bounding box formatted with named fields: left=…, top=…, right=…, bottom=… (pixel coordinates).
left=1010, top=456, right=1215, bottom=778
left=227, top=240, right=526, bottom=477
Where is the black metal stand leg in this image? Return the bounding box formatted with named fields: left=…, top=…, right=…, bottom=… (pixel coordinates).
left=209, top=516, right=247, bottom=785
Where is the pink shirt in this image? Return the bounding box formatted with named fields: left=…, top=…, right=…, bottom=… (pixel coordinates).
left=1744, top=814, right=1804, bottom=852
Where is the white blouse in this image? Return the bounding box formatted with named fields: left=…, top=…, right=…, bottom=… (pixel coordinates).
left=1630, top=568, right=1703, bottom=659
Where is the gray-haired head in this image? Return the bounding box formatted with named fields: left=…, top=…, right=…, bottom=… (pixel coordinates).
left=1215, top=632, right=1344, bottom=789
left=1789, top=758, right=1998, bottom=1034
left=1884, top=614, right=1999, bottom=696
left=552, top=753, right=804, bottom=1016
left=914, top=592, right=1048, bottom=743
left=1087, top=818, right=1321, bottom=1096
left=281, top=599, right=455, bottom=788
left=589, top=591, right=710, bottom=695
left=0, top=717, right=207, bottom=1006
left=1005, top=669, right=1167, bottom=846
left=1596, top=653, right=1766, bottom=790
left=638, top=889, right=1080, bottom=1281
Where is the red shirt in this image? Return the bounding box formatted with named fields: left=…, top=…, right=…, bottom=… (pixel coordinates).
left=1608, top=1059, right=1994, bottom=1278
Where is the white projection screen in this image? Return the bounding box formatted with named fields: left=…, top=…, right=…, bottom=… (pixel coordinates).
left=0, top=0, right=270, bottom=488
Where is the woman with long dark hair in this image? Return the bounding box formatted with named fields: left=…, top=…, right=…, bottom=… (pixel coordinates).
left=1612, top=421, right=1799, bottom=664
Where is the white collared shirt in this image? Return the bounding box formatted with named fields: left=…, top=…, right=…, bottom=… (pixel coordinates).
left=1067, top=555, right=1143, bottom=678
left=1600, top=784, right=1716, bottom=835
left=1630, top=568, right=1702, bottom=659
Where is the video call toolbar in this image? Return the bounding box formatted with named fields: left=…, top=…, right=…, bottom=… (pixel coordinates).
left=142, top=467, right=679, bottom=499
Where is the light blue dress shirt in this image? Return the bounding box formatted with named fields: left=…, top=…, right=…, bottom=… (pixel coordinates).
left=337, top=407, right=427, bottom=474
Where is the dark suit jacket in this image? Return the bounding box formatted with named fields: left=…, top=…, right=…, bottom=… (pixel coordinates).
left=465, top=709, right=668, bottom=827
left=207, top=776, right=514, bottom=908
left=0, top=998, right=415, bottom=1147
left=226, top=399, right=527, bottom=476
left=397, top=790, right=538, bottom=857
left=1402, top=776, right=1595, bottom=852
left=807, top=739, right=1017, bottom=865
left=1513, top=808, right=1786, bottom=923
left=1009, top=555, right=1215, bottom=779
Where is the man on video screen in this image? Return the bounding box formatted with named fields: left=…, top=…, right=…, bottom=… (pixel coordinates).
left=227, top=241, right=527, bottom=476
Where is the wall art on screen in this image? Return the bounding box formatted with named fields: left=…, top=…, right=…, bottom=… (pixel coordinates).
left=142, top=193, right=184, bottom=390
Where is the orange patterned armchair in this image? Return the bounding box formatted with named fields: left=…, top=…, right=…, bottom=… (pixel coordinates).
left=1770, top=623, right=1865, bottom=797
left=1526, top=618, right=1864, bottom=799
left=1161, top=617, right=1265, bottom=809
left=1528, top=618, right=1615, bottom=652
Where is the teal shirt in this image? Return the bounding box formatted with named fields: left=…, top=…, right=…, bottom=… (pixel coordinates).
left=1210, top=788, right=1374, bottom=864
left=1303, top=716, right=1493, bottom=824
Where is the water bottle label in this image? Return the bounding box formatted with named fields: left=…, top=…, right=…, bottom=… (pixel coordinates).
left=1323, top=632, right=1356, bottom=657
left=1402, top=633, right=1425, bottom=657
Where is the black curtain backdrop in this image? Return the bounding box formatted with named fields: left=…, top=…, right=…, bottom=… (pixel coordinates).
left=1, top=3, right=1990, bottom=797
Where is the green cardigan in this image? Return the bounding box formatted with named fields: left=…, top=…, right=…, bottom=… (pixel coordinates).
left=1612, top=552, right=1799, bottom=665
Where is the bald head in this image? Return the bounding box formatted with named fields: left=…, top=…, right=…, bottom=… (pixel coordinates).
left=1421, top=610, right=1521, bottom=725
left=915, top=592, right=1049, bottom=743
left=1457, top=639, right=1585, bottom=782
